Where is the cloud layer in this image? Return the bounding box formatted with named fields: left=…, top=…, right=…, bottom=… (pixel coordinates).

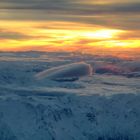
left=0, top=0, right=140, bottom=30
left=0, top=0, right=140, bottom=54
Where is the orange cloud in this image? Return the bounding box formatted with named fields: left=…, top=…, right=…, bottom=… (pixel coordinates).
left=0, top=20, right=139, bottom=59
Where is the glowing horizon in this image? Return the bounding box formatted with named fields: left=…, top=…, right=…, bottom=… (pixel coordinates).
left=0, top=0, right=140, bottom=58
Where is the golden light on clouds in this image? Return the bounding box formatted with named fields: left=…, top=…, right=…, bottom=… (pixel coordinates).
left=0, top=20, right=140, bottom=58
left=82, top=29, right=122, bottom=39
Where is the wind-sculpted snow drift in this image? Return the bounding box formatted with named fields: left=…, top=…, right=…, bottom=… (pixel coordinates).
left=35, top=62, right=93, bottom=81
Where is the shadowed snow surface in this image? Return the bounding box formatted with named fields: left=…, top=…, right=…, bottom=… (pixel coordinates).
left=0, top=52, right=139, bottom=140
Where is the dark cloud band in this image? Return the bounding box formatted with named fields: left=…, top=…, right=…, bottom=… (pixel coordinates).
left=0, top=0, right=140, bottom=30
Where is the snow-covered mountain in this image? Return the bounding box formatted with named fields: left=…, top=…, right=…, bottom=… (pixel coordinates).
left=0, top=51, right=140, bottom=140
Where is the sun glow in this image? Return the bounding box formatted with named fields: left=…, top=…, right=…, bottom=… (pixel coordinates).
left=82, top=29, right=122, bottom=39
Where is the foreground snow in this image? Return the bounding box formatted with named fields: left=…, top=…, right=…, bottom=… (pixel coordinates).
left=0, top=92, right=140, bottom=140
left=0, top=51, right=139, bottom=140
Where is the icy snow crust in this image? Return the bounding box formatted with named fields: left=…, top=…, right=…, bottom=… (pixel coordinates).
left=0, top=51, right=140, bottom=140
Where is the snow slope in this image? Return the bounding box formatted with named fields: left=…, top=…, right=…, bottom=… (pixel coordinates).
left=0, top=51, right=139, bottom=140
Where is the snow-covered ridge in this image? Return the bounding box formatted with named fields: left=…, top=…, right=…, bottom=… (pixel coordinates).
left=35, top=62, right=93, bottom=81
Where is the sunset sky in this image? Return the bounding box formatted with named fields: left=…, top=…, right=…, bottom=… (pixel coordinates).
left=0, top=0, right=140, bottom=57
